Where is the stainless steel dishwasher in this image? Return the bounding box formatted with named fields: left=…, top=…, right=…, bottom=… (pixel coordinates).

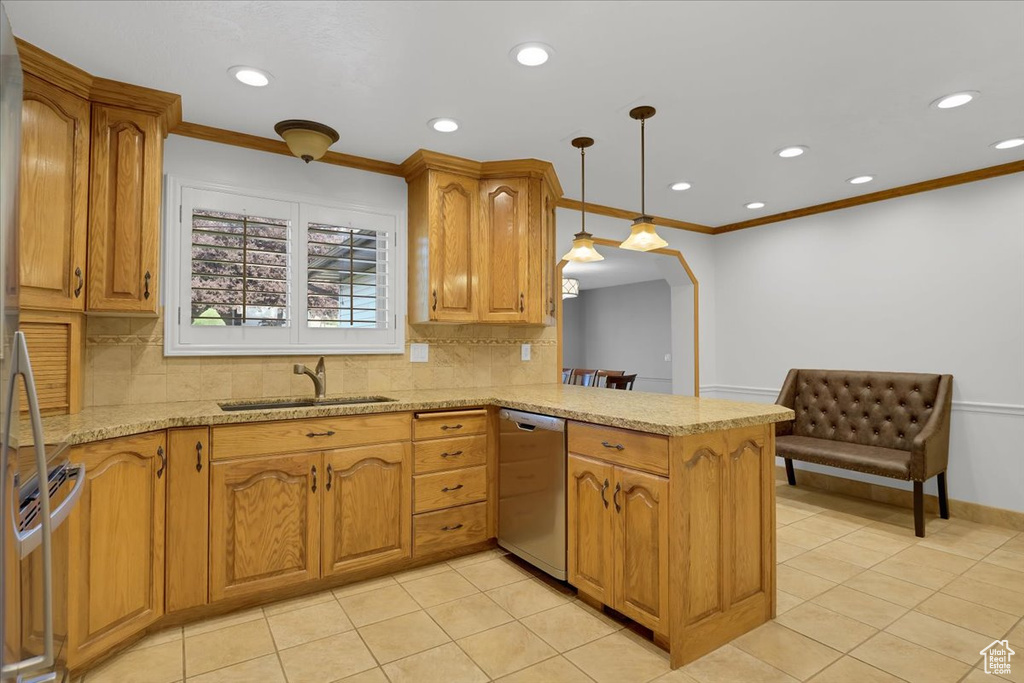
left=497, top=409, right=567, bottom=580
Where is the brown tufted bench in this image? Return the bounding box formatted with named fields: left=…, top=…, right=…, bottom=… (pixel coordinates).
left=774, top=369, right=954, bottom=537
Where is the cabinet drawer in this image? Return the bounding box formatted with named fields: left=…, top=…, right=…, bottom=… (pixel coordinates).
left=414, top=465, right=487, bottom=513
left=568, top=422, right=669, bottom=476
left=212, top=412, right=412, bottom=459
left=414, top=435, right=488, bottom=473
left=413, top=410, right=487, bottom=440
left=414, top=502, right=488, bottom=556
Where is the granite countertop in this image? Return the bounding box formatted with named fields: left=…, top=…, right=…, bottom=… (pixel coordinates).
left=26, top=383, right=794, bottom=446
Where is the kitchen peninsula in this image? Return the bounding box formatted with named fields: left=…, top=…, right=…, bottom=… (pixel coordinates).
left=30, top=384, right=792, bottom=673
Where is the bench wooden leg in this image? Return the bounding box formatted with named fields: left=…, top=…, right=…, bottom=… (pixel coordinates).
left=784, top=458, right=796, bottom=486
left=913, top=481, right=925, bottom=537
left=937, top=472, right=950, bottom=520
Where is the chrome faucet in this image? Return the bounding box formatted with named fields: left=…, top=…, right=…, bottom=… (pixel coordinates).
left=293, top=357, right=327, bottom=400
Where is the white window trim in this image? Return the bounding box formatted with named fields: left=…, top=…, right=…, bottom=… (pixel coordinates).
left=163, top=175, right=406, bottom=356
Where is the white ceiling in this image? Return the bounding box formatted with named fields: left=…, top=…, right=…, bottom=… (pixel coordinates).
left=563, top=245, right=692, bottom=291
left=8, top=1, right=1023, bottom=226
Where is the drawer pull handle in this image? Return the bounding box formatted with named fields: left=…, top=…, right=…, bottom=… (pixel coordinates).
left=156, top=446, right=166, bottom=479
left=195, top=441, right=203, bottom=473
left=440, top=450, right=463, bottom=458
left=432, top=289, right=438, bottom=311
left=442, top=484, right=464, bottom=493
left=326, top=464, right=333, bottom=491
left=74, top=267, right=83, bottom=298
left=613, top=482, right=622, bottom=512
left=440, top=424, right=463, bottom=431
left=144, top=271, right=151, bottom=300
left=601, top=441, right=625, bottom=451
left=311, top=465, right=317, bottom=493
left=441, top=524, right=464, bottom=532
left=306, top=430, right=336, bottom=438
left=600, top=478, right=609, bottom=509
left=519, top=291, right=525, bottom=313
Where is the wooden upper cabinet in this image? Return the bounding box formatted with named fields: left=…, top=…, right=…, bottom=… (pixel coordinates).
left=540, top=183, right=558, bottom=326
left=614, top=467, right=669, bottom=635
left=67, top=432, right=166, bottom=667
left=478, top=178, right=531, bottom=323
left=18, top=75, right=89, bottom=311
left=87, top=103, right=163, bottom=314
left=567, top=454, right=615, bottom=605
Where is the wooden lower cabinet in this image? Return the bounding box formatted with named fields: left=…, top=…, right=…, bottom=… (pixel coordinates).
left=567, top=455, right=615, bottom=605
left=67, top=432, right=166, bottom=667
left=165, top=428, right=210, bottom=613
left=210, top=453, right=321, bottom=601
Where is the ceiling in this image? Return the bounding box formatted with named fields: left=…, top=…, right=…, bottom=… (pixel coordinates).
left=563, top=245, right=691, bottom=291
left=7, top=1, right=1023, bottom=226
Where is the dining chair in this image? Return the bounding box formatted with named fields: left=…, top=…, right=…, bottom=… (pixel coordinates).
left=570, top=368, right=598, bottom=387
left=595, top=370, right=624, bottom=388
left=562, top=368, right=573, bottom=384
left=606, top=373, right=637, bottom=390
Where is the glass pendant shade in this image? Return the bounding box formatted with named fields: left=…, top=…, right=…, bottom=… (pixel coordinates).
left=619, top=216, right=668, bottom=251
left=561, top=277, right=580, bottom=299
left=561, top=231, right=604, bottom=262
left=274, top=119, right=340, bottom=163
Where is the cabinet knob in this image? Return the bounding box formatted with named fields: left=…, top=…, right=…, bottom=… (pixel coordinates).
left=144, top=271, right=152, bottom=300
left=74, top=267, right=83, bottom=298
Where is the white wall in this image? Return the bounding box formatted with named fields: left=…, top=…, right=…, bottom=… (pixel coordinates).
left=708, top=173, right=1024, bottom=512
left=561, top=295, right=586, bottom=368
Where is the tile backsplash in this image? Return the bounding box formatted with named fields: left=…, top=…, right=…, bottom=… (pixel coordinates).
left=84, top=315, right=558, bottom=408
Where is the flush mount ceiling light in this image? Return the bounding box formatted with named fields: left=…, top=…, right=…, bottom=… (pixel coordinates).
left=562, top=277, right=580, bottom=299
left=776, top=145, right=808, bottom=158
left=561, top=137, right=604, bottom=263
left=992, top=137, right=1024, bottom=150
left=848, top=175, right=874, bottom=184
left=228, top=65, right=271, bottom=87
left=670, top=181, right=692, bottom=191
left=931, top=91, right=979, bottom=109
left=428, top=117, right=459, bottom=133
left=510, top=42, right=552, bottom=66
left=745, top=201, right=766, bottom=210
left=273, top=119, right=339, bottom=163
left=620, top=106, right=668, bottom=252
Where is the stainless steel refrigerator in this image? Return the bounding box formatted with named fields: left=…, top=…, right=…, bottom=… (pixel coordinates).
left=1, top=5, right=83, bottom=682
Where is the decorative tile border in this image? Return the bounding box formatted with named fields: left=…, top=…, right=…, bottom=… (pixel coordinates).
left=86, top=335, right=557, bottom=347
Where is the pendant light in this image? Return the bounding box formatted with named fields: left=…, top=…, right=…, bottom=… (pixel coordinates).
left=620, top=106, right=668, bottom=251
left=561, top=137, right=604, bottom=263
left=274, top=119, right=340, bottom=163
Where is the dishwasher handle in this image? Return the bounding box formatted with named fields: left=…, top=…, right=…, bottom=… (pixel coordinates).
left=499, top=409, right=565, bottom=432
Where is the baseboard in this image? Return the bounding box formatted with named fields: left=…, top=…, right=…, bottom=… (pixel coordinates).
left=775, top=465, right=1024, bottom=532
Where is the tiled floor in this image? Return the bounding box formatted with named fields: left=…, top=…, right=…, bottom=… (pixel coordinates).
left=81, top=482, right=1024, bottom=683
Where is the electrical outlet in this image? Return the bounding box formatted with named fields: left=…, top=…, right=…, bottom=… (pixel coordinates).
left=521, top=344, right=532, bottom=361
left=410, top=343, right=429, bottom=363
left=664, top=353, right=672, bottom=362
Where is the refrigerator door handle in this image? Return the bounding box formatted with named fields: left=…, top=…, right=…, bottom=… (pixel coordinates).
left=16, top=463, right=85, bottom=556
left=1, top=330, right=55, bottom=678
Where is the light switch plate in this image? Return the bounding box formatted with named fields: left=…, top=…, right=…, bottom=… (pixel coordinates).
left=410, top=343, right=429, bottom=363
left=521, top=344, right=532, bottom=361
left=664, top=353, right=672, bottom=362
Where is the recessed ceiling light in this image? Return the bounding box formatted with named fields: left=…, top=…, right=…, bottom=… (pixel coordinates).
left=670, top=181, right=692, bottom=191
left=931, top=91, right=979, bottom=109
left=848, top=175, right=874, bottom=185
left=228, top=65, right=271, bottom=87
left=510, top=42, right=552, bottom=66
left=428, top=118, right=459, bottom=133
left=992, top=138, right=1024, bottom=150
left=776, top=146, right=808, bottom=158
left=745, top=201, right=765, bottom=210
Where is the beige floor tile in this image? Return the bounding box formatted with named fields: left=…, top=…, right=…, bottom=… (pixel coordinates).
left=496, top=656, right=595, bottom=682
left=564, top=631, right=669, bottom=683
left=337, top=669, right=389, bottom=683
left=785, top=549, right=865, bottom=582
left=850, top=632, right=970, bottom=683
left=88, top=640, right=182, bottom=683
left=184, top=618, right=275, bottom=677
left=186, top=653, right=284, bottom=683
left=842, top=529, right=915, bottom=556
left=788, top=515, right=861, bottom=540
left=382, top=642, right=488, bottom=683
left=183, top=606, right=264, bottom=637
left=945, top=519, right=1018, bottom=542
left=651, top=670, right=701, bottom=683
left=915, top=593, right=1019, bottom=639
left=127, top=626, right=183, bottom=652
left=887, top=610, right=991, bottom=664
left=776, top=541, right=806, bottom=563
left=776, top=590, right=804, bottom=615
left=392, top=561, right=452, bottom=583
left=776, top=564, right=837, bottom=599
left=733, top=621, right=841, bottom=680
left=262, top=589, right=336, bottom=617
left=427, top=592, right=515, bottom=639
left=777, top=524, right=833, bottom=550
left=456, top=556, right=532, bottom=591
left=942, top=576, right=1024, bottom=615
left=682, top=643, right=798, bottom=683
left=332, top=575, right=398, bottom=600
left=1008, top=618, right=1023, bottom=646
left=776, top=505, right=815, bottom=526
left=814, top=539, right=891, bottom=568
left=807, top=655, right=903, bottom=683
left=338, top=584, right=420, bottom=626
left=918, top=532, right=994, bottom=560
left=521, top=602, right=619, bottom=652
left=776, top=601, right=878, bottom=652
left=447, top=548, right=509, bottom=570
left=893, top=544, right=979, bottom=574
left=871, top=555, right=959, bottom=590
left=267, top=599, right=354, bottom=649
left=459, top=621, right=557, bottom=678
left=1002, top=533, right=1024, bottom=555
left=278, top=631, right=377, bottom=683
left=843, top=570, right=933, bottom=608
left=358, top=610, right=451, bottom=664
left=486, top=578, right=572, bottom=618
left=964, top=562, right=1024, bottom=594
left=401, top=568, right=481, bottom=608
left=984, top=548, right=1024, bottom=574
left=812, top=585, right=908, bottom=629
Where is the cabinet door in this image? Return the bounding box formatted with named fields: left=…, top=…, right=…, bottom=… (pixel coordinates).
left=165, top=428, right=209, bottom=613
left=478, top=178, right=531, bottom=323
left=539, top=183, right=558, bottom=326
left=87, top=104, right=162, bottom=314
left=210, top=453, right=321, bottom=601
left=67, top=432, right=166, bottom=666
left=428, top=171, right=478, bottom=322
left=567, top=454, right=615, bottom=604
left=613, top=467, right=669, bottom=635
left=18, top=75, right=89, bottom=311
left=322, top=443, right=411, bottom=576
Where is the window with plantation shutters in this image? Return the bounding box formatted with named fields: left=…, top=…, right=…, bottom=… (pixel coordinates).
left=166, top=180, right=404, bottom=356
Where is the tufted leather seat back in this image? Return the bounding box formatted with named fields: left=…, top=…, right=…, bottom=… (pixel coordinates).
left=791, top=369, right=942, bottom=452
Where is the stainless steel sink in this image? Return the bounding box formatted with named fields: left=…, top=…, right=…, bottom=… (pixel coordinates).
left=218, top=396, right=396, bottom=412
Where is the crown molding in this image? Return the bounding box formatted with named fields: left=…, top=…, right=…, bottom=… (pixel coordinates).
left=557, top=197, right=715, bottom=235
left=400, top=149, right=563, bottom=197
